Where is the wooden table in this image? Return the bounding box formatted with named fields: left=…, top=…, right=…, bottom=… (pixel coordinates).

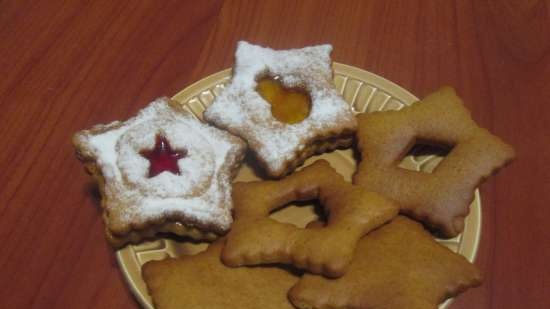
left=1, top=1, right=548, bottom=308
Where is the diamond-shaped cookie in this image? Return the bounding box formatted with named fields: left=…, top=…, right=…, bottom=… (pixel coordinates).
left=221, top=160, right=398, bottom=278
left=354, top=87, right=515, bottom=237
left=289, top=216, right=483, bottom=309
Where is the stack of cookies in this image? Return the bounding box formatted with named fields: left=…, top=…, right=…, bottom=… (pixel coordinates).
left=73, top=41, right=515, bottom=309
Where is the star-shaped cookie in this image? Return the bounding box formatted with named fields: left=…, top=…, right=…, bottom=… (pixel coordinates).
left=204, top=41, right=357, bottom=178
left=73, top=98, right=246, bottom=247
left=142, top=240, right=298, bottom=309
left=289, top=216, right=483, bottom=309
left=221, top=160, right=398, bottom=278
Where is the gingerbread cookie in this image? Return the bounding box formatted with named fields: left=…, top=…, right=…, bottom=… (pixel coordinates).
left=73, top=98, right=246, bottom=247
left=289, top=216, right=483, bottom=309
left=222, top=160, right=398, bottom=278
left=354, top=86, right=515, bottom=237
left=204, top=41, right=357, bottom=178
left=142, top=239, right=298, bottom=309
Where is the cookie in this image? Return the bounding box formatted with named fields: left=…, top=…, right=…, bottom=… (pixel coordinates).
left=73, top=98, right=246, bottom=247
left=289, top=216, right=483, bottom=309
left=354, top=86, right=515, bottom=237
left=142, top=239, right=298, bottom=309
left=221, top=160, right=398, bottom=278
left=204, top=41, right=357, bottom=178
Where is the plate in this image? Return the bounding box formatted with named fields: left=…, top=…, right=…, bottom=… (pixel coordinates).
left=116, top=63, right=482, bottom=309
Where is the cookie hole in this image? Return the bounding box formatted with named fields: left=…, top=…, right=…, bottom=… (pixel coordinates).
left=256, top=75, right=312, bottom=124
left=269, top=199, right=325, bottom=228
left=398, top=142, right=453, bottom=173
left=139, top=134, right=187, bottom=178
left=154, top=233, right=210, bottom=258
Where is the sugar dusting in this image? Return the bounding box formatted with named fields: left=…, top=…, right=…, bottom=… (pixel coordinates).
left=75, top=98, right=245, bottom=232
left=204, top=41, right=356, bottom=175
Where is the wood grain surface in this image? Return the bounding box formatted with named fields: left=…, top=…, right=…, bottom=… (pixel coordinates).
left=1, top=1, right=549, bottom=308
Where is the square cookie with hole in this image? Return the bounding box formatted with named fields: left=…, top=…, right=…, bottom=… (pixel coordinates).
left=73, top=98, right=246, bottom=248
left=221, top=160, right=398, bottom=278
left=203, top=41, right=357, bottom=178
left=353, top=87, right=515, bottom=238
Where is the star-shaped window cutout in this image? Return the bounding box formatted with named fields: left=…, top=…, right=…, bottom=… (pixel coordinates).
left=140, top=135, right=187, bottom=178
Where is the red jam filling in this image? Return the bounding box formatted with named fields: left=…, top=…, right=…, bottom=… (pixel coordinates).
left=140, top=135, right=187, bottom=178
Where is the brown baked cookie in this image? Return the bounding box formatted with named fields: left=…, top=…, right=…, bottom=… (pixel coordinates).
left=221, top=159, right=398, bottom=278
left=354, top=86, right=515, bottom=237
left=142, top=239, right=298, bottom=309
left=289, top=216, right=483, bottom=309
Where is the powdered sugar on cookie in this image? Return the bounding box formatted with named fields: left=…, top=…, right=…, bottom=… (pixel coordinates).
left=73, top=98, right=246, bottom=244
left=204, top=41, right=356, bottom=178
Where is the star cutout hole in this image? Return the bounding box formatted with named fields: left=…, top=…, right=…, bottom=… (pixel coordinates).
left=140, top=135, right=187, bottom=178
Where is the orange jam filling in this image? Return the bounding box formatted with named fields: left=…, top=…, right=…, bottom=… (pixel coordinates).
left=256, top=76, right=311, bottom=124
